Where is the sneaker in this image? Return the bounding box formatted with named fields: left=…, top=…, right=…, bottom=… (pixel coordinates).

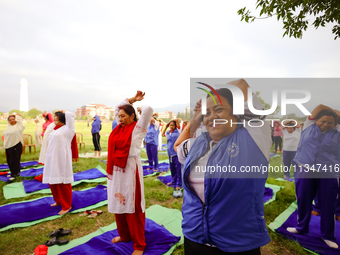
left=286, top=227, right=299, bottom=234
left=322, top=238, right=339, bottom=249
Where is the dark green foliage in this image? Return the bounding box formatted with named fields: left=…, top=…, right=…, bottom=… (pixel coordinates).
left=238, top=1, right=340, bottom=40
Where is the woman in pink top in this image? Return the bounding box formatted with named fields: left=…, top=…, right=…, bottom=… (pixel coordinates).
left=42, top=112, right=54, bottom=137
left=273, top=121, right=283, bottom=153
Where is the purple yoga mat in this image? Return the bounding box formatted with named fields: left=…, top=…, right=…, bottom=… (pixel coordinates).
left=23, top=168, right=106, bottom=193
left=0, top=161, right=39, bottom=170
left=276, top=210, right=340, bottom=254
left=157, top=175, right=273, bottom=203
left=60, top=218, right=180, bottom=255
left=0, top=185, right=107, bottom=230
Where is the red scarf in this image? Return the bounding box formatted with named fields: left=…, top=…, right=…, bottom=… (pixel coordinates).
left=107, top=121, right=137, bottom=176
left=54, top=125, right=79, bottom=162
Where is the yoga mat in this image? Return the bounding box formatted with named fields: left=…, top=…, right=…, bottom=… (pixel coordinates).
left=0, top=161, right=39, bottom=171
left=3, top=165, right=107, bottom=199
left=269, top=201, right=340, bottom=255
left=0, top=166, right=44, bottom=182
left=60, top=218, right=180, bottom=255
left=20, top=166, right=45, bottom=177
left=264, top=183, right=282, bottom=205
left=0, top=175, right=11, bottom=182
left=23, top=167, right=106, bottom=193
left=45, top=204, right=184, bottom=255
left=98, top=160, right=169, bottom=177
left=0, top=185, right=108, bottom=232
left=156, top=176, right=282, bottom=205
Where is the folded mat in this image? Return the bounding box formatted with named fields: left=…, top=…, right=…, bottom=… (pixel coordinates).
left=269, top=201, right=340, bottom=254
left=156, top=174, right=282, bottom=205
left=0, top=161, right=39, bottom=171
left=0, top=185, right=108, bottom=232
left=46, top=204, right=183, bottom=255
left=3, top=165, right=107, bottom=199
left=23, top=167, right=106, bottom=193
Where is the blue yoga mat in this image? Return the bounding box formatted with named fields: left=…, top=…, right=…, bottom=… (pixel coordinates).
left=157, top=175, right=274, bottom=203
left=20, top=167, right=44, bottom=177
left=23, top=168, right=106, bottom=193
left=157, top=174, right=182, bottom=189
left=0, top=175, right=11, bottom=182
left=60, top=218, right=180, bottom=255
left=263, top=187, right=274, bottom=203
left=0, top=185, right=107, bottom=229
left=0, top=161, right=39, bottom=170
left=143, top=162, right=169, bottom=172
left=276, top=210, right=340, bottom=254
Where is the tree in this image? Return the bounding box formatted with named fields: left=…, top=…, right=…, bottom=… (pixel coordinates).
left=256, top=91, right=281, bottom=116
left=28, top=108, right=42, bottom=119
left=238, top=1, right=340, bottom=40
left=0, top=111, right=3, bottom=116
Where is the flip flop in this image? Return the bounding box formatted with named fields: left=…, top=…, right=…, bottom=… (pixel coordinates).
left=43, top=237, right=69, bottom=247
left=88, top=210, right=103, bottom=218
left=48, top=228, right=72, bottom=237
left=79, top=210, right=91, bottom=216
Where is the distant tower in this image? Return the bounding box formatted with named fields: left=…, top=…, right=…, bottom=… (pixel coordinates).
left=20, top=78, right=29, bottom=111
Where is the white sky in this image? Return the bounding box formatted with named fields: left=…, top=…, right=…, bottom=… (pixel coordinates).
left=0, top=0, right=339, bottom=113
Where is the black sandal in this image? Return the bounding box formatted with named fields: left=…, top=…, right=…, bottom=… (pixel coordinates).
left=48, top=228, right=72, bottom=237
left=43, top=237, right=69, bottom=247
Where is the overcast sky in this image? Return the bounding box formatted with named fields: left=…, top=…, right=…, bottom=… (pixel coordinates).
left=0, top=0, right=339, bottom=114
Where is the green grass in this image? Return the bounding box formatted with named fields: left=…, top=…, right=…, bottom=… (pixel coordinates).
left=0, top=122, right=310, bottom=255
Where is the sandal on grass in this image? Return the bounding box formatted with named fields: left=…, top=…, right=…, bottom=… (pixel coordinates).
left=48, top=228, right=72, bottom=237
left=43, top=237, right=69, bottom=247
left=79, top=210, right=91, bottom=216
left=88, top=210, right=103, bottom=218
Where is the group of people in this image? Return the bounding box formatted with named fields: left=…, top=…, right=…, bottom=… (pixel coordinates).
left=2, top=78, right=340, bottom=254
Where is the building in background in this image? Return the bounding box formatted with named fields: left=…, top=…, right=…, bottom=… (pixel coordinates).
left=77, top=104, right=114, bottom=120
left=156, top=111, right=176, bottom=119
left=19, top=78, right=29, bottom=112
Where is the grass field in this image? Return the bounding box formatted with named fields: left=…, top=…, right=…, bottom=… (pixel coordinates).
left=0, top=120, right=310, bottom=255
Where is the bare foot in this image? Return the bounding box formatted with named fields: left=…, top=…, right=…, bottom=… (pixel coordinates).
left=132, top=250, right=144, bottom=255
left=51, top=203, right=59, bottom=207
left=58, top=207, right=71, bottom=215
left=311, top=210, right=319, bottom=216
left=111, top=236, right=123, bottom=244
left=167, top=183, right=172, bottom=186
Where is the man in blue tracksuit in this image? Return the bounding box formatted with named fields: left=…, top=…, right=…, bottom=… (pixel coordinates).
left=91, top=115, right=102, bottom=157
left=145, top=117, right=159, bottom=170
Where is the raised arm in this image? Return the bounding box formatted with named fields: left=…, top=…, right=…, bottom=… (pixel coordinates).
left=65, top=111, right=75, bottom=134
left=15, top=114, right=25, bottom=132
left=137, top=105, right=153, bottom=130
left=310, top=104, right=334, bottom=119
left=174, top=122, right=191, bottom=152
left=162, top=122, right=170, bottom=136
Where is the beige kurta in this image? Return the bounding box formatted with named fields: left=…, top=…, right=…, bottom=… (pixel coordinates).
left=3, top=116, right=25, bottom=149
left=107, top=99, right=153, bottom=214
left=35, top=119, right=42, bottom=146
left=42, top=111, right=75, bottom=184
